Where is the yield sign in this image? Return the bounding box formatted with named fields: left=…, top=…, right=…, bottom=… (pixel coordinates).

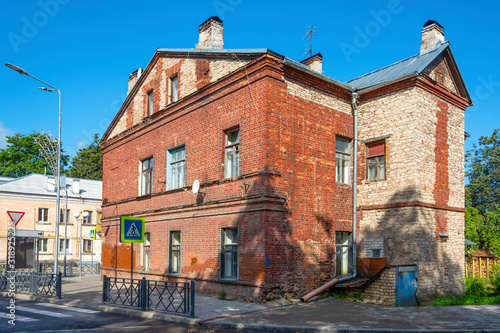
left=7, top=211, right=25, bottom=226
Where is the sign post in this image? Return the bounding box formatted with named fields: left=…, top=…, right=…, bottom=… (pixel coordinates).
left=89, top=229, right=96, bottom=274
left=120, top=216, right=145, bottom=280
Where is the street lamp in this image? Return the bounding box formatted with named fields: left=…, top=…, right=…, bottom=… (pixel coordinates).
left=5, top=63, right=62, bottom=275
left=74, top=211, right=89, bottom=280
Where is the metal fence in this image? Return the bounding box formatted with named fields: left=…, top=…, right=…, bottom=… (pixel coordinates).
left=0, top=271, right=61, bottom=298
left=39, top=261, right=100, bottom=276
left=102, top=276, right=195, bottom=317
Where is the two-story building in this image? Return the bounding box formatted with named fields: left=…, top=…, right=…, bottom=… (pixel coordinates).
left=100, top=17, right=471, bottom=304
left=0, top=174, right=102, bottom=269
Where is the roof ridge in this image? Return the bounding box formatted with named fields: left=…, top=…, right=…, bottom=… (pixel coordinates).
left=346, top=41, right=450, bottom=86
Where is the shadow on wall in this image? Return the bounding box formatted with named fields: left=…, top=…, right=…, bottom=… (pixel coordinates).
left=359, top=185, right=464, bottom=302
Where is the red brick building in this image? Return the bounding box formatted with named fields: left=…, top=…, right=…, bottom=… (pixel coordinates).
left=100, top=18, right=472, bottom=303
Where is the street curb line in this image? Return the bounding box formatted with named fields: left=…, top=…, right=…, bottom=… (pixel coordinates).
left=0, top=291, right=200, bottom=325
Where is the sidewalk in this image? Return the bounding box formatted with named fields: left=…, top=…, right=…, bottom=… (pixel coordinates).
left=3, top=275, right=500, bottom=332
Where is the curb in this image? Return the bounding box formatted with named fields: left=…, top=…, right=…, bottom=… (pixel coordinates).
left=201, top=320, right=500, bottom=333
left=0, top=291, right=200, bottom=325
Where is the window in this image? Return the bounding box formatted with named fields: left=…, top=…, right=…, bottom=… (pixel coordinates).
left=83, top=239, right=92, bottom=253
left=59, top=239, right=71, bottom=253
left=59, top=209, right=70, bottom=224
left=367, top=141, right=386, bottom=181
left=167, top=146, right=185, bottom=190
left=335, top=232, right=352, bottom=276
left=224, top=128, right=239, bottom=178
left=221, top=228, right=238, bottom=279
left=141, top=157, right=153, bottom=195
left=38, top=239, right=48, bottom=253
left=336, top=137, right=351, bottom=184
left=169, top=231, right=180, bottom=274
left=142, top=233, right=151, bottom=272
left=372, top=249, right=381, bottom=258
left=170, top=75, right=178, bottom=103
left=147, top=90, right=154, bottom=116
left=83, top=211, right=93, bottom=224
left=38, top=208, right=49, bottom=222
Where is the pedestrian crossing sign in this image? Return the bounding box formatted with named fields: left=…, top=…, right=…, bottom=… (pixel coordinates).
left=120, top=216, right=145, bottom=243
left=89, top=228, right=96, bottom=240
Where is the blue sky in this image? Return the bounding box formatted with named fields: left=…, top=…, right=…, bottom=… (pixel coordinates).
left=1, top=0, right=499, bottom=159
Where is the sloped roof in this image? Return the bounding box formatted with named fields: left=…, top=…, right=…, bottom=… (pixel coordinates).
left=346, top=42, right=450, bottom=90
left=0, top=176, right=14, bottom=185
left=0, top=174, right=102, bottom=200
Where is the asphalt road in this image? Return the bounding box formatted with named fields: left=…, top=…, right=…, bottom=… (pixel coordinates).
left=0, top=299, right=273, bottom=333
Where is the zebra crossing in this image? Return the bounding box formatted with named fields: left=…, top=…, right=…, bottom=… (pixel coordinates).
left=0, top=302, right=99, bottom=323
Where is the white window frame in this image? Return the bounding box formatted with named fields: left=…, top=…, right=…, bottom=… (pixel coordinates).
left=82, top=239, right=93, bottom=253
left=221, top=228, right=238, bottom=280
left=335, top=231, right=352, bottom=277
left=224, top=128, right=240, bottom=179
left=169, top=231, right=180, bottom=274
left=59, top=239, right=71, bottom=254
left=166, top=145, right=185, bottom=190
left=336, top=137, right=351, bottom=184
left=170, top=75, right=178, bottom=103
left=147, top=89, right=154, bottom=116
left=83, top=211, right=93, bottom=224
left=38, top=208, right=49, bottom=223
left=142, top=233, right=151, bottom=272
left=38, top=238, right=49, bottom=253
left=140, top=157, right=154, bottom=195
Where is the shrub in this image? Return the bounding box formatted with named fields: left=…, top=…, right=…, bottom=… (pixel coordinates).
left=490, top=274, right=500, bottom=295
left=217, top=290, right=226, bottom=300
left=465, top=277, right=487, bottom=296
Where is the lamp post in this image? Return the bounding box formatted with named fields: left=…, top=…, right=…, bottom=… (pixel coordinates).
left=74, top=211, right=89, bottom=280
left=5, top=63, right=62, bottom=275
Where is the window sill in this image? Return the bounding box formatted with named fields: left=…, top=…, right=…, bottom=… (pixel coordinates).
left=136, top=193, right=152, bottom=200
left=59, top=223, right=74, bottom=226
left=218, top=278, right=239, bottom=284
left=36, top=221, right=51, bottom=225
left=167, top=273, right=181, bottom=277
left=82, top=224, right=97, bottom=226
left=82, top=252, right=96, bottom=255
left=138, top=271, right=150, bottom=274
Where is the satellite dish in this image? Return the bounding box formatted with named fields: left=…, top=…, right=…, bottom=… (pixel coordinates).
left=192, top=179, right=200, bottom=194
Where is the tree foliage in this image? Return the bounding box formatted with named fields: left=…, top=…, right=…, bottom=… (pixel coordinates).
left=465, top=205, right=500, bottom=257
left=68, top=134, right=102, bottom=180
left=466, top=129, right=500, bottom=212
left=0, top=131, right=69, bottom=178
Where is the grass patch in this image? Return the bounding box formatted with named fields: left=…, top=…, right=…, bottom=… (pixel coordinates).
left=428, top=277, right=500, bottom=306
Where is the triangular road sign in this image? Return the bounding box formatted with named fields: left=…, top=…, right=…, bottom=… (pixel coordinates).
left=7, top=211, right=25, bottom=226
left=125, top=222, right=140, bottom=237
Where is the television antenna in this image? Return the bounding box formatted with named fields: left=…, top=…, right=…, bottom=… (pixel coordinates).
left=304, top=26, right=318, bottom=59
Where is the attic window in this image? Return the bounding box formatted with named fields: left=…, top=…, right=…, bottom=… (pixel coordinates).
left=170, top=75, right=178, bottom=103
left=147, top=90, right=154, bottom=116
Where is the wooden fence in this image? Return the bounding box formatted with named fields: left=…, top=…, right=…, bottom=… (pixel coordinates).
left=465, top=256, right=499, bottom=278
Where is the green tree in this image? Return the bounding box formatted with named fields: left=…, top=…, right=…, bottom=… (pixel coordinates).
left=466, top=129, right=500, bottom=212
left=0, top=131, right=69, bottom=178
left=68, top=134, right=102, bottom=180
left=465, top=206, right=500, bottom=257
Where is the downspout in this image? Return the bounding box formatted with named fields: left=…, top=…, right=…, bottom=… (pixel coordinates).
left=300, top=91, right=359, bottom=302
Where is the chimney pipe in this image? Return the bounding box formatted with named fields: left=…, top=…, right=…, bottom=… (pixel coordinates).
left=196, top=16, right=224, bottom=49
left=127, top=68, right=142, bottom=95
left=420, top=20, right=444, bottom=54
left=72, top=179, right=80, bottom=195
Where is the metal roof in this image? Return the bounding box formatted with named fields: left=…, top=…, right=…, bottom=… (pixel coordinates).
left=0, top=174, right=102, bottom=200
left=346, top=42, right=450, bottom=90
left=156, top=48, right=283, bottom=57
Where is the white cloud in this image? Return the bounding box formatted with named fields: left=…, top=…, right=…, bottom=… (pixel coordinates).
left=0, top=122, right=14, bottom=149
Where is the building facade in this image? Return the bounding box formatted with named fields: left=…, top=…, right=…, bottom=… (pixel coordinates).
left=0, top=174, right=102, bottom=269
left=100, top=18, right=471, bottom=303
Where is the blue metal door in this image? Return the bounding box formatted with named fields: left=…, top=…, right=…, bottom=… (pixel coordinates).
left=396, top=265, right=418, bottom=306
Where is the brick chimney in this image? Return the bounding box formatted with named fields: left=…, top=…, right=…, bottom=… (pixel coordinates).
left=301, top=53, right=323, bottom=74
left=197, top=16, right=224, bottom=49
left=420, top=20, right=444, bottom=54
left=127, top=68, right=142, bottom=95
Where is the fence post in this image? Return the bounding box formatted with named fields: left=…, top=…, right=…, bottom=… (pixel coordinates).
left=102, top=275, right=108, bottom=304
left=140, top=277, right=147, bottom=311
left=190, top=280, right=195, bottom=318
left=29, top=273, right=36, bottom=295
left=56, top=272, right=62, bottom=299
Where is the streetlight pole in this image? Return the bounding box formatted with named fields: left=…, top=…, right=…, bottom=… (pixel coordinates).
left=5, top=63, right=62, bottom=274
left=74, top=211, right=89, bottom=280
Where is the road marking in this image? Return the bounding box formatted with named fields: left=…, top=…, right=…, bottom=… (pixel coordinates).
left=36, top=303, right=99, bottom=314
left=0, top=311, right=39, bottom=322
left=16, top=306, right=72, bottom=317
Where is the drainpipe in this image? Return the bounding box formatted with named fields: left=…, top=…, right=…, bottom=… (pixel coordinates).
left=300, top=91, right=359, bottom=302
